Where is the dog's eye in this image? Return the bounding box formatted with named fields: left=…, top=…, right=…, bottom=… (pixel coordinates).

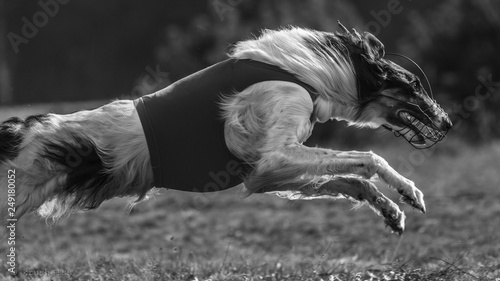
left=410, top=80, right=420, bottom=91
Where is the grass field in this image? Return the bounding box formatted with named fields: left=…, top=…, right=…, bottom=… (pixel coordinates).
left=1, top=103, right=500, bottom=280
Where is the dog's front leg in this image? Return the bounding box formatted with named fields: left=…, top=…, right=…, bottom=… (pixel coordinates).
left=248, top=146, right=425, bottom=213
left=222, top=82, right=425, bottom=213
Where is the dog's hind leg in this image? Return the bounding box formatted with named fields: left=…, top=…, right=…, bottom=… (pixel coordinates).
left=268, top=177, right=406, bottom=234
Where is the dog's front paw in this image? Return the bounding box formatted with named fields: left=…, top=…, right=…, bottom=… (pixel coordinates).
left=397, top=179, right=426, bottom=214
left=375, top=197, right=405, bottom=235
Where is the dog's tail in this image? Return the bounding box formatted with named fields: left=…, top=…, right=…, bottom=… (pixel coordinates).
left=0, top=100, right=154, bottom=225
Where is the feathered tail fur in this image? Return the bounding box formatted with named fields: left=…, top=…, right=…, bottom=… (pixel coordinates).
left=0, top=100, right=154, bottom=224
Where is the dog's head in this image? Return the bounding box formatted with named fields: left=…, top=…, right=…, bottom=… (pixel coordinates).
left=335, top=22, right=452, bottom=148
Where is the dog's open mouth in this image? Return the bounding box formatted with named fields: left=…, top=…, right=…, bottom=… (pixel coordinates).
left=384, top=111, right=446, bottom=149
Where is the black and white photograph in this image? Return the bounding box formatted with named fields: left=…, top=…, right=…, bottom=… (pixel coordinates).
left=0, top=0, right=499, bottom=280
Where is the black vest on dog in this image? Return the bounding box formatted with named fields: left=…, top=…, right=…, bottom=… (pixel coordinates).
left=134, top=59, right=315, bottom=192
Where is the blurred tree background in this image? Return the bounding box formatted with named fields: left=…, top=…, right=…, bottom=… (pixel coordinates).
left=1, top=0, right=499, bottom=144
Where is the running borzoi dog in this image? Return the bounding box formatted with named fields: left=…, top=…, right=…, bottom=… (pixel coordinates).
left=0, top=23, right=451, bottom=235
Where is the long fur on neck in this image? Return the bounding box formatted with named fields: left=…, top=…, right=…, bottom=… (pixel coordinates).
left=229, top=27, right=359, bottom=123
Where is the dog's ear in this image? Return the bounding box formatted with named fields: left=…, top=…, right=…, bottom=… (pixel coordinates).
left=362, top=32, right=385, bottom=60
left=336, top=22, right=385, bottom=60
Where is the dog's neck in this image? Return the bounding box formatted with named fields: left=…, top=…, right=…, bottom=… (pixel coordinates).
left=229, top=28, right=359, bottom=107
left=229, top=28, right=379, bottom=127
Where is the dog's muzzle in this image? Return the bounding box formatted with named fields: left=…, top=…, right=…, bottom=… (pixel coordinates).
left=383, top=101, right=451, bottom=149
